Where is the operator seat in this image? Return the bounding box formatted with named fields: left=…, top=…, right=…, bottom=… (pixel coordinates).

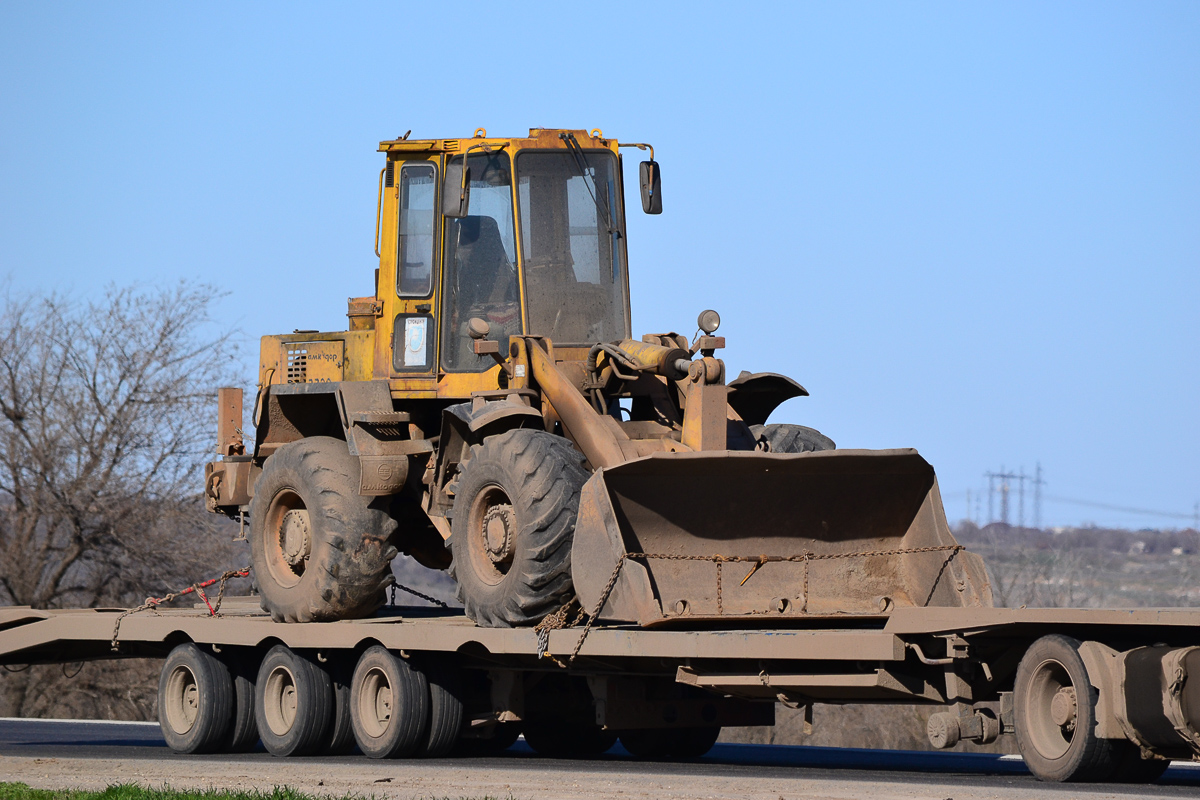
left=443, top=215, right=519, bottom=369
left=449, top=216, right=516, bottom=307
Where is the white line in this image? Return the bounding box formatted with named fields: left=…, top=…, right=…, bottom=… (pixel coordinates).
left=0, top=717, right=159, bottom=726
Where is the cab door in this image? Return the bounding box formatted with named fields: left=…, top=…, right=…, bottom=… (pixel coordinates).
left=381, top=158, right=439, bottom=389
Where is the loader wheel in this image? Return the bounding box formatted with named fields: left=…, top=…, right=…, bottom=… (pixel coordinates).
left=158, top=643, right=234, bottom=754
left=750, top=423, right=835, bottom=453
left=448, top=429, right=588, bottom=627
left=248, top=436, right=399, bottom=623
left=1014, top=635, right=1117, bottom=782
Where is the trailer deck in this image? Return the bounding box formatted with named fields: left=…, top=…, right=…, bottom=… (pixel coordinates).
left=2, top=599, right=1198, bottom=782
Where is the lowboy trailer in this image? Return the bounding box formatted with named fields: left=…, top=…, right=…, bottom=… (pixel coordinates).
left=1, top=597, right=1198, bottom=783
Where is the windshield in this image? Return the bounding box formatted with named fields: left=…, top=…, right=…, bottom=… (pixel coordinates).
left=517, top=150, right=629, bottom=344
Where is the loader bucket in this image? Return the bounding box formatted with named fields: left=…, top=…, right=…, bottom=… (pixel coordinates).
left=571, top=449, right=992, bottom=627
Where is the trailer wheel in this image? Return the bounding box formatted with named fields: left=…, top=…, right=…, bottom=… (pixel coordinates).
left=225, top=652, right=259, bottom=753
left=1110, top=742, right=1170, bottom=783
left=321, top=656, right=357, bottom=756
left=750, top=423, right=835, bottom=452
left=248, top=436, right=398, bottom=623
left=158, top=643, right=234, bottom=754
left=619, top=729, right=671, bottom=758
left=350, top=645, right=430, bottom=758
left=420, top=662, right=464, bottom=757
left=448, top=429, right=588, bottom=627
left=454, top=722, right=521, bottom=755
left=670, top=725, right=721, bottom=758
left=254, top=645, right=334, bottom=757
left=1014, top=635, right=1117, bottom=782
left=523, top=717, right=617, bottom=758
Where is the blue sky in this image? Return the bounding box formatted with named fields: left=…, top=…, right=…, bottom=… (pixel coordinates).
left=1, top=2, right=1196, bottom=529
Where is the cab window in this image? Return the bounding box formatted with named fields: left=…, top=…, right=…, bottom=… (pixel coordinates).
left=396, top=163, right=436, bottom=297
left=440, top=152, right=519, bottom=372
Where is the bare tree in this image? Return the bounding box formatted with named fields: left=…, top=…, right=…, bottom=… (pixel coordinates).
left=0, top=283, right=248, bottom=717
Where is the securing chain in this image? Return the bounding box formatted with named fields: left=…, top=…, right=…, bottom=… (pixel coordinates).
left=110, top=567, right=251, bottom=651
left=563, top=545, right=965, bottom=666
left=533, top=599, right=585, bottom=667
left=389, top=581, right=449, bottom=609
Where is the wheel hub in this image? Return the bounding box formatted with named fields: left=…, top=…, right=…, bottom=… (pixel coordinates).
left=1050, top=686, right=1077, bottom=731
left=482, top=504, right=515, bottom=564
left=279, top=509, right=311, bottom=566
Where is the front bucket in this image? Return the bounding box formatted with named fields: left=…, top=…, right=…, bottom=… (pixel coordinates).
left=571, top=448, right=992, bottom=626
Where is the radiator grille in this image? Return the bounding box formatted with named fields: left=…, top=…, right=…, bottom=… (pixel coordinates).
left=285, top=345, right=308, bottom=383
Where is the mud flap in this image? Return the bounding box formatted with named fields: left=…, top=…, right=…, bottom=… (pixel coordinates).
left=571, top=449, right=992, bottom=626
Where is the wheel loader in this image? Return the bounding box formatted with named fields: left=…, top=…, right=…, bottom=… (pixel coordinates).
left=204, top=128, right=991, bottom=628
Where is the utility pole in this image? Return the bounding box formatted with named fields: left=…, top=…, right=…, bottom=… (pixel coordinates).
left=985, top=466, right=1039, bottom=529
left=1000, top=465, right=1010, bottom=526
left=987, top=474, right=994, bottom=525
left=1034, top=463, right=1045, bottom=530
left=1018, top=467, right=1026, bottom=529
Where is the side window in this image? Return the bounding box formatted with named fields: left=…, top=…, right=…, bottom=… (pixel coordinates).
left=440, top=152, right=520, bottom=372
left=397, top=163, right=436, bottom=297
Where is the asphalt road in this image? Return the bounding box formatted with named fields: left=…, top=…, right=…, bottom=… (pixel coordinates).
left=2, top=718, right=1198, bottom=799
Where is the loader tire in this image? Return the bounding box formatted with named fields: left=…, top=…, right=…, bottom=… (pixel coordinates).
left=750, top=423, right=835, bottom=453
left=448, top=429, right=588, bottom=627
left=248, top=436, right=399, bottom=623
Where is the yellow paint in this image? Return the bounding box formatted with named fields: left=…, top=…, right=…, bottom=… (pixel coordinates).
left=261, top=129, right=631, bottom=404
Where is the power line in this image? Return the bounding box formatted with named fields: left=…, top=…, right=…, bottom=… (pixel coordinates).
left=1042, top=494, right=1195, bottom=521
left=978, top=463, right=1192, bottom=528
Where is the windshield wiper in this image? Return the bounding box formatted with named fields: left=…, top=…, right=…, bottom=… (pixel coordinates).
left=559, top=132, right=618, bottom=235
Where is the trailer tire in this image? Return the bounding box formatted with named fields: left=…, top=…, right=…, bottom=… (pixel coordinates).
left=1109, top=742, right=1170, bottom=783
left=619, top=729, right=671, bottom=758
left=255, top=645, right=334, bottom=757
left=448, top=429, right=588, bottom=627
left=454, top=722, right=521, bottom=755
left=350, top=645, right=430, bottom=759
left=523, top=717, right=617, bottom=758
left=248, top=436, right=398, bottom=623
left=1014, top=635, right=1117, bottom=782
left=321, top=656, right=357, bottom=756
left=224, top=652, right=259, bottom=753
left=158, top=643, right=234, bottom=754
left=421, top=663, right=464, bottom=757
left=750, top=423, right=835, bottom=453
left=670, top=725, right=721, bottom=758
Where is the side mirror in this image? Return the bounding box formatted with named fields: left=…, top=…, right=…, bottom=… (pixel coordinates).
left=443, top=162, right=470, bottom=218
left=639, top=160, right=662, bottom=214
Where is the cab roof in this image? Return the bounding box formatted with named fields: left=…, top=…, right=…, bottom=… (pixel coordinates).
left=378, top=128, right=616, bottom=154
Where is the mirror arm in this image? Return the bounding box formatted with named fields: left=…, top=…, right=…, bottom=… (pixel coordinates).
left=619, top=142, right=655, bottom=161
